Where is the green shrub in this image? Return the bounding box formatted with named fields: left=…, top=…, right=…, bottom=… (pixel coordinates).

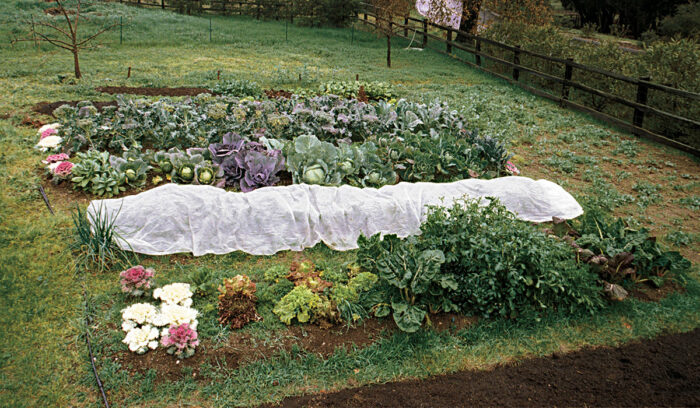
left=419, top=198, right=603, bottom=319
left=657, top=2, right=700, bottom=39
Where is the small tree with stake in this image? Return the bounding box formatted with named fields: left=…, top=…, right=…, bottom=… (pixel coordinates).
left=370, top=0, right=412, bottom=68
left=11, top=0, right=118, bottom=79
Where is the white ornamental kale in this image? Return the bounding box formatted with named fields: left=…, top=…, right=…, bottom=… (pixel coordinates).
left=121, top=303, right=159, bottom=328
left=122, top=325, right=160, bottom=354
left=159, top=303, right=199, bottom=329
left=153, top=283, right=193, bottom=306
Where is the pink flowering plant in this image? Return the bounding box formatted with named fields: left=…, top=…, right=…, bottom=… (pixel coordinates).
left=161, top=323, right=199, bottom=359
left=120, top=266, right=155, bottom=297
left=43, top=153, right=70, bottom=164
left=53, top=161, right=74, bottom=179
left=505, top=161, right=520, bottom=176
left=40, top=128, right=57, bottom=139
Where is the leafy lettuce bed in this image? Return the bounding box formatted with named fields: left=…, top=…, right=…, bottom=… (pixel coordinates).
left=39, top=94, right=517, bottom=197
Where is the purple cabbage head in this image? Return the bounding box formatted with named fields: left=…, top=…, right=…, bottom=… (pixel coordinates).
left=208, top=132, right=245, bottom=165
left=221, top=156, right=245, bottom=187
left=236, top=150, right=285, bottom=192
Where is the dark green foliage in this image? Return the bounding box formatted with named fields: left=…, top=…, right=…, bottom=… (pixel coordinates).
left=357, top=235, right=458, bottom=332
left=289, top=0, right=360, bottom=27
left=419, top=198, right=603, bottom=318
left=258, top=279, right=295, bottom=305
left=656, top=2, right=700, bottom=39
left=560, top=0, right=686, bottom=37
left=572, top=207, right=691, bottom=286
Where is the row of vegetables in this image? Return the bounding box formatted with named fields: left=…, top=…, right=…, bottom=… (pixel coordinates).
left=36, top=94, right=518, bottom=197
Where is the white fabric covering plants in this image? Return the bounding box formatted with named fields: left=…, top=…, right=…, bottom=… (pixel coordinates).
left=88, top=177, right=583, bottom=256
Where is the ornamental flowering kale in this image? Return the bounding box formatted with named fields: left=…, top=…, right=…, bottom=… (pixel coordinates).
left=123, top=325, right=159, bottom=354
left=236, top=150, right=285, bottom=192
left=505, top=161, right=520, bottom=176
left=43, top=153, right=69, bottom=164
left=120, top=265, right=155, bottom=297
left=161, top=323, right=199, bottom=359
left=153, top=283, right=193, bottom=307
left=53, top=161, right=74, bottom=177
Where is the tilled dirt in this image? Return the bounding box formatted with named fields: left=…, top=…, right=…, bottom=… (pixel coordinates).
left=268, top=328, right=700, bottom=408
left=32, top=100, right=118, bottom=117
left=95, top=86, right=213, bottom=96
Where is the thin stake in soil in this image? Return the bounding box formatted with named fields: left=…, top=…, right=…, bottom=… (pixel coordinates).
left=37, top=185, right=54, bottom=215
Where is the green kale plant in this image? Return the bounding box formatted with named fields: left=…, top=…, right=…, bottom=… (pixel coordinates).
left=71, top=150, right=127, bottom=197
left=419, top=198, right=603, bottom=319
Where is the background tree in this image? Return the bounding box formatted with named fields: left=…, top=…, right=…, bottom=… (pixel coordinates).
left=560, top=0, right=687, bottom=38
left=370, top=0, right=412, bottom=67
left=11, top=0, right=118, bottom=79
left=485, top=0, right=553, bottom=26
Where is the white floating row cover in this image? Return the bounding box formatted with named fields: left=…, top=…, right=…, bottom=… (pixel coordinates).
left=88, top=177, right=583, bottom=256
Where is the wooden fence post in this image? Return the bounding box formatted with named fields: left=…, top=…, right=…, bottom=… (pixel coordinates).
left=561, top=57, right=573, bottom=106
left=512, top=45, right=521, bottom=81
left=404, top=16, right=408, bottom=37
left=446, top=29, right=452, bottom=54
left=422, top=19, right=427, bottom=48
left=290, top=1, right=294, bottom=23
left=161, top=0, right=164, bottom=8
left=256, top=0, right=260, bottom=19
left=475, top=38, right=481, bottom=66
left=633, top=76, right=650, bottom=128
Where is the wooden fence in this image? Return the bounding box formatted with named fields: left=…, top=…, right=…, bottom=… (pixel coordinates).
left=115, top=0, right=699, bottom=155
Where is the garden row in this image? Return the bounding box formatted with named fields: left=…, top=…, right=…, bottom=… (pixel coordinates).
left=37, top=89, right=515, bottom=197
left=108, top=195, right=690, bottom=361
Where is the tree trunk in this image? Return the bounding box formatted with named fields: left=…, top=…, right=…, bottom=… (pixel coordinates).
left=386, top=34, right=391, bottom=68
left=456, top=0, right=482, bottom=42
left=73, top=49, right=81, bottom=79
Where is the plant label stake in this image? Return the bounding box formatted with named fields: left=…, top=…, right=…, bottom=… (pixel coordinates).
left=127, top=66, right=131, bottom=79
left=209, top=17, right=212, bottom=42
left=217, top=70, right=220, bottom=80
left=120, top=16, right=123, bottom=45
left=285, top=19, right=288, bottom=42
left=351, top=23, right=355, bottom=44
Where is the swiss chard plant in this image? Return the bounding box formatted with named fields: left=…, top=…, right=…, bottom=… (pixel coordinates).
left=568, top=207, right=691, bottom=287
left=357, top=234, right=457, bottom=333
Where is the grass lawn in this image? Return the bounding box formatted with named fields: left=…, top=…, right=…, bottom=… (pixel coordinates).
left=0, top=1, right=698, bottom=407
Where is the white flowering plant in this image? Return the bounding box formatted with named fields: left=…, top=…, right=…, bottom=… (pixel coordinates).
left=122, top=325, right=160, bottom=354
left=153, top=283, right=193, bottom=306
left=120, top=281, right=200, bottom=357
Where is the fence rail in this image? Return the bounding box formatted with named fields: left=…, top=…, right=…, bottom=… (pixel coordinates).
left=115, top=0, right=699, bottom=155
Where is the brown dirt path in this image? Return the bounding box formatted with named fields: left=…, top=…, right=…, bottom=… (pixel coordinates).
left=267, top=328, right=700, bottom=407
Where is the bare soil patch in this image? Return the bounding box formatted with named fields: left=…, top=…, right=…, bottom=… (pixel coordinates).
left=269, top=328, right=700, bottom=408
left=95, top=86, right=214, bottom=97
left=32, top=100, right=118, bottom=117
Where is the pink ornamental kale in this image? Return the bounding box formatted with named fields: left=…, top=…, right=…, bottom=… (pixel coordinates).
left=119, top=266, right=155, bottom=297
left=53, top=161, right=74, bottom=177
left=505, top=161, right=520, bottom=176
left=45, top=153, right=70, bottom=164
left=161, top=323, right=199, bottom=359
left=40, top=128, right=57, bottom=139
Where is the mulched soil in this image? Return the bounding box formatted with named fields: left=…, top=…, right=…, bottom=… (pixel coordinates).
left=268, top=328, right=700, bottom=408
left=95, top=86, right=214, bottom=97
left=32, top=100, right=118, bottom=117
left=265, top=89, right=295, bottom=99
